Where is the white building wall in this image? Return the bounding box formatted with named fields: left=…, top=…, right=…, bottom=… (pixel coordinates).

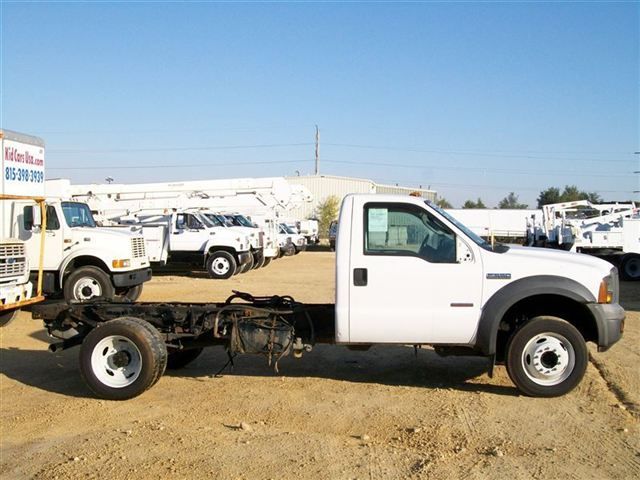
left=285, top=175, right=437, bottom=220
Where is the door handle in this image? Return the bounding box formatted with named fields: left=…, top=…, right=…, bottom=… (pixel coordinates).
left=353, top=268, right=368, bottom=286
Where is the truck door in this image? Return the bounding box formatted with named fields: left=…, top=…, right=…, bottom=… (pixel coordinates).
left=19, top=203, right=65, bottom=271
left=168, top=213, right=207, bottom=252
left=348, top=199, right=483, bottom=344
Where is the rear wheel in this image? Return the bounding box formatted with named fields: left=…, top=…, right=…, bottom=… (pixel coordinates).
left=206, top=251, right=236, bottom=279
left=0, top=309, right=18, bottom=328
left=262, top=257, right=272, bottom=268
left=79, top=317, right=167, bottom=400
left=167, top=348, right=203, bottom=369
left=506, top=316, right=587, bottom=397
left=620, top=254, right=640, bottom=281
left=116, top=285, right=143, bottom=302
left=64, top=266, right=115, bottom=302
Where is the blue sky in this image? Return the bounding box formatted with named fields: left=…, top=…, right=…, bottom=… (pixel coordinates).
left=2, top=1, right=638, bottom=208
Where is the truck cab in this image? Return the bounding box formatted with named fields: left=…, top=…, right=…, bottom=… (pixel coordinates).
left=130, top=210, right=252, bottom=279
left=336, top=194, right=625, bottom=396
left=10, top=198, right=151, bottom=302
left=199, top=211, right=265, bottom=270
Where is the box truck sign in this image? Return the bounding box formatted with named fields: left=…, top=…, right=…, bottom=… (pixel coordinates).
left=2, top=139, right=45, bottom=195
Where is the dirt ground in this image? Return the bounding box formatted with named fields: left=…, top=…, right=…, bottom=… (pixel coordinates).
left=1, top=252, right=639, bottom=479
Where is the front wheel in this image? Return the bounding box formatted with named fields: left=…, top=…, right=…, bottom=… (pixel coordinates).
left=206, top=251, right=237, bottom=279
left=506, top=316, right=587, bottom=397
left=79, top=317, right=167, bottom=400
left=0, top=309, right=19, bottom=328
left=64, top=266, right=115, bottom=302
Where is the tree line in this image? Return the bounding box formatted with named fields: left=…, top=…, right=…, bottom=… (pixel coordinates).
left=436, top=185, right=605, bottom=210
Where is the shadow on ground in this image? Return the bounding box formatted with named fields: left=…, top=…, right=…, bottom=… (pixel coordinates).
left=0, top=343, right=518, bottom=399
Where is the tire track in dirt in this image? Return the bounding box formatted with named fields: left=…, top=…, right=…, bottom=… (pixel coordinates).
left=588, top=352, right=640, bottom=419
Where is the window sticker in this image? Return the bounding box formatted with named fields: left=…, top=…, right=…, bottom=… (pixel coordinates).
left=368, top=208, right=388, bottom=232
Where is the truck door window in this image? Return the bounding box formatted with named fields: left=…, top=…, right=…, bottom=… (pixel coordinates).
left=364, top=203, right=456, bottom=263
left=23, top=205, right=60, bottom=231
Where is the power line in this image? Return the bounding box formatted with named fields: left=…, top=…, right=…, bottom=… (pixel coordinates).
left=323, top=159, right=631, bottom=178
left=47, top=159, right=309, bottom=170
left=323, top=142, right=635, bottom=163
left=48, top=142, right=314, bottom=154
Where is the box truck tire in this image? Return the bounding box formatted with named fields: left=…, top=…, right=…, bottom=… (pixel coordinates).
left=620, top=254, right=640, bottom=281
left=0, top=309, right=18, bottom=328
left=64, top=266, right=115, bottom=302
left=206, top=252, right=236, bottom=279
left=505, top=316, right=588, bottom=398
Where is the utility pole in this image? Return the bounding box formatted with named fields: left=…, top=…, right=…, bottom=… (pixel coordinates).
left=315, top=125, right=320, bottom=175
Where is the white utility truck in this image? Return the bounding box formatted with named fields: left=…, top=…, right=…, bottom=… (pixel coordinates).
left=116, top=209, right=252, bottom=279
left=200, top=212, right=265, bottom=269
left=278, top=223, right=307, bottom=255
left=1, top=130, right=46, bottom=326
left=33, top=194, right=624, bottom=400
left=526, top=200, right=640, bottom=280
left=10, top=179, right=153, bottom=302
left=65, top=177, right=312, bottom=264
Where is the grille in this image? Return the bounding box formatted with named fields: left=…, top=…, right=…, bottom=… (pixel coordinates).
left=258, top=231, right=264, bottom=247
left=131, top=237, right=147, bottom=259
left=0, top=243, right=27, bottom=278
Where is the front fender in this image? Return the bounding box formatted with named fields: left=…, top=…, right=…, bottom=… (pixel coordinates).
left=474, top=275, right=596, bottom=355
left=58, top=248, right=116, bottom=287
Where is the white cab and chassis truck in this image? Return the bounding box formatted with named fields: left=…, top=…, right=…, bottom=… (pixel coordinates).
left=32, top=194, right=625, bottom=400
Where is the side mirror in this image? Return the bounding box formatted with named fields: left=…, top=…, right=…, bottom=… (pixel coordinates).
left=32, top=205, right=42, bottom=228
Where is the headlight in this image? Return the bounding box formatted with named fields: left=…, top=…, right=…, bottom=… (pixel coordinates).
left=112, top=259, right=131, bottom=268
left=598, top=269, right=618, bottom=304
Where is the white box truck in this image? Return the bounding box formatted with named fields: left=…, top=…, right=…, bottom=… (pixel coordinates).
left=1, top=130, right=46, bottom=326
left=34, top=194, right=624, bottom=400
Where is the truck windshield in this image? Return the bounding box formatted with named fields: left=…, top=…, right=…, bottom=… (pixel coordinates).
left=234, top=215, right=256, bottom=228
left=281, top=224, right=297, bottom=235
left=202, top=213, right=224, bottom=227
left=62, top=202, right=97, bottom=228
left=425, top=201, right=495, bottom=251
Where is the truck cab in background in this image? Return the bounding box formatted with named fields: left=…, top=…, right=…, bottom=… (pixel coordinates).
left=119, top=210, right=252, bottom=279
left=11, top=197, right=152, bottom=302
left=200, top=211, right=265, bottom=270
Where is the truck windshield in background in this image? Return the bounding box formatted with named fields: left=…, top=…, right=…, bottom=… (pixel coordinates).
left=61, top=202, right=97, bottom=228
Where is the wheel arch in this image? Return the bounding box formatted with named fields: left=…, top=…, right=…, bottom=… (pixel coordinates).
left=60, top=255, right=112, bottom=287
left=205, top=246, right=239, bottom=264
left=475, top=275, right=597, bottom=358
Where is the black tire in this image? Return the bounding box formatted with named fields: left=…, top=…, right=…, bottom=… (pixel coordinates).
left=117, top=285, right=143, bottom=302
left=240, top=255, right=254, bottom=273
left=64, top=266, right=115, bottom=302
left=167, top=347, right=204, bottom=369
left=79, top=317, right=167, bottom=400
left=506, top=316, right=588, bottom=397
left=262, top=256, right=272, bottom=268
left=206, top=251, right=237, bottom=279
left=0, top=309, right=18, bottom=328
left=252, top=254, right=265, bottom=269
left=620, top=254, right=640, bottom=281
